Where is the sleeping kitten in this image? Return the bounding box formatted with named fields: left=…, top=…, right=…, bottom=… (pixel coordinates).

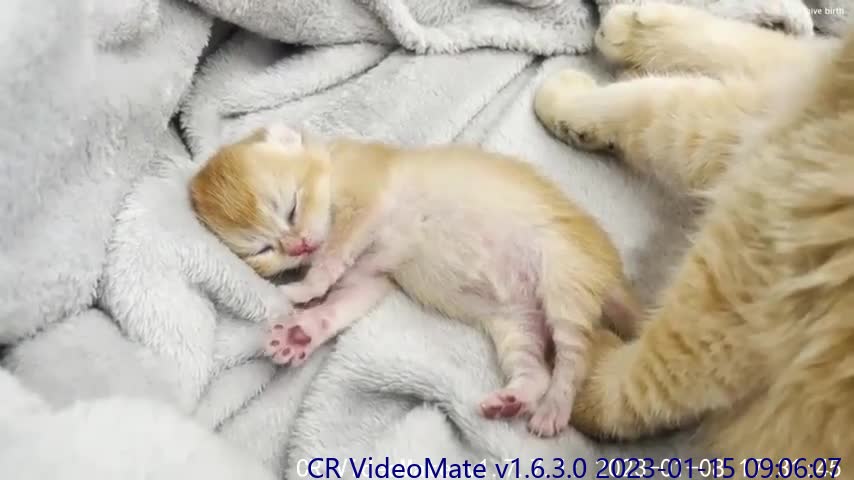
left=189, top=127, right=641, bottom=436
left=535, top=2, right=854, bottom=461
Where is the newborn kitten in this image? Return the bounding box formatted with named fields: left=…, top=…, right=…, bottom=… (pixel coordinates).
left=190, top=125, right=641, bottom=437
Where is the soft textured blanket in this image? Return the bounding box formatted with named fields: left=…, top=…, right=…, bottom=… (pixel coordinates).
left=186, top=0, right=598, bottom=55
left=2, top=0, right=851, bottom=478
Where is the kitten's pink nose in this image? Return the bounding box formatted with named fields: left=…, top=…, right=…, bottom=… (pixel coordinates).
left=301, top=238, right=318, bottom=254
left=286, top=238, right=318, bottom=257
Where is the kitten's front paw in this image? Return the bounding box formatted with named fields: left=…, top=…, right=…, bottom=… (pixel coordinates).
left=280, top=279, right=327, bottom=305
left=264, top=310, right=333, bottom=366
left=595, top=3, right=698, bottom=66
left=534, top=69, right=613, bottom=152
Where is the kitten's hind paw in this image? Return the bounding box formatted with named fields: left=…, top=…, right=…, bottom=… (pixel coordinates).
left=534, top=69, right=613, bottom=152
left=528, top=395, right=572, bottom=437
left=480, top=389, right=531, bottom=419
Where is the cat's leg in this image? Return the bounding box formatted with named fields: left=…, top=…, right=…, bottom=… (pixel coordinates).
left=480, top=315, right=552, bottom=422
left=534, top=69, right=764, bottom=195
left=526, top=253, right=611, bottom=438
left=568, top=225, right=761, bottom=441
left=280, top=202, right=386, bottom=304
left=266, top=265, right=392, bottom=366
left=595, top=2, right=819, bottom=77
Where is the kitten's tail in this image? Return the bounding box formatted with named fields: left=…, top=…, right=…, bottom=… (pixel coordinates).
left=602, top=283, right=645, bottom=341
left=532, top=266, right=642, bottom=433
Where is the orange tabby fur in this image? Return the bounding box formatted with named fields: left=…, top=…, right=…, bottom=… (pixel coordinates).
left=189, top=127, right=641, bottom=437
left=534, top=2, right=854, bottom=467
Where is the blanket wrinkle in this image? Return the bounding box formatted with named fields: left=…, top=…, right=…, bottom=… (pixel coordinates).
left=2, top=0, right=852, bottom=478
left=98, top=158, right=289, bottom=411
left=0, top=0, right=211, bottom=344
left=89, top=0, right=161, bottom=48
left=187, top=0, right=598, bottom=55
left=0, top=370, right=278, bottom=480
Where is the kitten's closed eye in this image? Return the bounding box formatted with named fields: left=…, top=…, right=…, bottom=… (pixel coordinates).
left=287, top=189, right=300, bottom=225
left=287, top=204, right=297, bottom=225
left=255, top=245, right=274, bottom=256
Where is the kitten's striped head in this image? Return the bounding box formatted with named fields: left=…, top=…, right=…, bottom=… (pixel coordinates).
left=190, top=124, right=332, bottom=277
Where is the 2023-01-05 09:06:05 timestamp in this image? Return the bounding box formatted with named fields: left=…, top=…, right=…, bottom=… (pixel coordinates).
left=481, top=457, right=843, bottom=478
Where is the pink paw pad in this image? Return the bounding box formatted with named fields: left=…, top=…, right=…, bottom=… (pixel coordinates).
left=265, top=323, right=315, bottom=367
left=287, top=325, right=312, bottom=345
left=264, top=310, right=335, bottom=368
left=480, top=391, right=527, bottom=419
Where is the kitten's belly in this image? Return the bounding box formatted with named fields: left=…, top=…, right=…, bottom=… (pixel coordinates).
left=390, top=225, right=540, bottom=324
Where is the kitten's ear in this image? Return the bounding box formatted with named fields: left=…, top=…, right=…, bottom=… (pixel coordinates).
left=297, top=130, right=333, bottom=165
left=261, top=123, right=304, bottom=151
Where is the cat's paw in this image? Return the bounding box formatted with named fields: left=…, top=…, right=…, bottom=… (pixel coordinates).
left=534, top=69, right=613, bottom=152
left=264, top=310, right=333, bottom=366
left=280, top=260, right=346, bottom=304
left=279, top=279, right=327, bottom=305
left=595, top=3, right=699, bottom=66
left=480, top=389, right=535, bottom=419
left=266, top=292, right=295, bottom=323
left=534, top=68, right=597, bottom=115
left=528, top=394, right=573, bottom=437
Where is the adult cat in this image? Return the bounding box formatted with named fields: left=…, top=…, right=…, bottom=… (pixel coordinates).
left=534, top=2, right=853, bottom=465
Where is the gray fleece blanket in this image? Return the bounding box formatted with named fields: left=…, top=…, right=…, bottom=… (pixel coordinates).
left=1, top=0, right=850, bottom=478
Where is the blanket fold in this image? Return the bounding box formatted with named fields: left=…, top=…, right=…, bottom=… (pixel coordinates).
left=187, top=0, right=598, bottom=54
left=89, top=0, right=161, bottom=47
left=0, top=369, right=278, bottom=480
left=0, top=0, right=211, bottom=344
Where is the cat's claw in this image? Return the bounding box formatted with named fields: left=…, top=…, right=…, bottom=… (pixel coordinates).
left=265, top=310, right=332, bottom=366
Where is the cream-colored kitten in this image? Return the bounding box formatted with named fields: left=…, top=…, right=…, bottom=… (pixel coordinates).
left=190, top=127, right=640, bottom=436
left=534, top=2, right=854, bottom=464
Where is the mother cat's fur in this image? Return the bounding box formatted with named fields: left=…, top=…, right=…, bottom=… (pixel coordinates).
left=534, top=2, right=854, bottom=463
